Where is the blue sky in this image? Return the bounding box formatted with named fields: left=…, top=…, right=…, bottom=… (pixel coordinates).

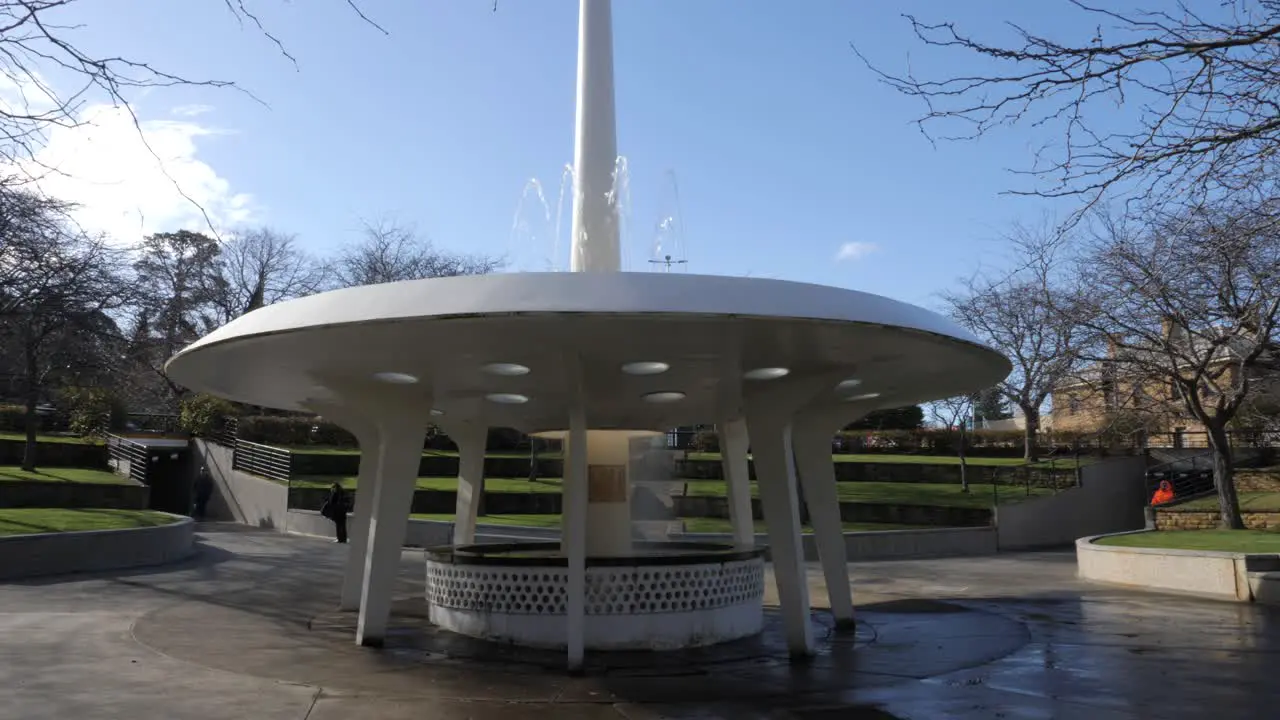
left=36, top=0, right=1121, bottom=309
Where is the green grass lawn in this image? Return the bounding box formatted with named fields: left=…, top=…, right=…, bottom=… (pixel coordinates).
left=291, top=475, right=565, bottom=492
left=410, top=513, right=924, bottom=534
left=683, top=452, right=1087, bottom=469
left=287, top=445, right=548, bottom=459
left=0, top=432, right=101, bottom=445
left=0, top=508, right=177, bottom=536
left=680, top=480, right=1049, bottom=508
left=1173, top=492, right=1280, bottom=512
left=0, top=466, right=132, bottom=485
left=1095, top=529, right=1280, bottom=553
left=294, top=475, right=1034, bottom=509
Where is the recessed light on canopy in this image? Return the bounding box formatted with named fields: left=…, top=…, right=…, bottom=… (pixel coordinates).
left=621, top=361, right=670, bottom=376
left=744, top=367, right=789, bottom=381
left=482, top=362, right=531, bottom=377
left=642, top=391, right=686, bottom=404
left=486, top=393, right=529, bottom=405
left=372, top=372, right=418, bottom=385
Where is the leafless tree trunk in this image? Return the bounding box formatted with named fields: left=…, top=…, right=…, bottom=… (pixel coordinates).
left=856, top=2, right=1280, bottom=218
left=928, top=394, right=974, bottom=491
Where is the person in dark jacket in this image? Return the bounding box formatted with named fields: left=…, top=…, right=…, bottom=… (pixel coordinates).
left=193, top=466, right=214, bottom=519
left=322, top=482, right=350, bottom=543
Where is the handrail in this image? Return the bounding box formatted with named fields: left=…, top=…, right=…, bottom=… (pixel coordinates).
left=104, top=433, right=150, bottom=485
left=231, top=438, right=292, bottom=483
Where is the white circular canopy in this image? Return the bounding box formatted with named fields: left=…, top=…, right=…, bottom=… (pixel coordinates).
left=165, top=272, right=1010, bottom=432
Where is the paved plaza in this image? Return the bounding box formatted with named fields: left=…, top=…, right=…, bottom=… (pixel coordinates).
left=1, top=524, right=1277, bottom=719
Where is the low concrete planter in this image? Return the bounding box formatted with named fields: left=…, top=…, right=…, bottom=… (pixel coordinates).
left=0, top=514, right=194, bottom=581
left=284, top=510, right=998, bottom=562
left=1076, top=530, right=1280, bottom=604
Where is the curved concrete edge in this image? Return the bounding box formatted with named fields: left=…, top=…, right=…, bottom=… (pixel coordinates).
left=284, top=509, right=997, bottom=561
left=0, top=514, right=195, bottom=582
left=1076, top=530, right=1280, bottom=604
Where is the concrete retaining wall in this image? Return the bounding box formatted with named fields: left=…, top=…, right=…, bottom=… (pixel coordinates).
left=0, top=439, right=110, bottom=469
left=0, top=515, right=194, bottom=581
left=286, top=513, right=997, bottom=562
left=0, top=481, right=149, bottom=510
left=193, top=439, right=289, bottom=530
left=1156, top=510, right=1280, bottom=531
left=1076, top=531, right=1280, bottom=603
left=996, top=456, right=1147, bottom=550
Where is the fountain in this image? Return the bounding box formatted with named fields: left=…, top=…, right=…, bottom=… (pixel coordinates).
left=165, top=0, right=1009, bottom=672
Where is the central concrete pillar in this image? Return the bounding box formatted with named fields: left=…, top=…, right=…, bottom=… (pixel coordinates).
left=563, top=430, right=633, bottom=556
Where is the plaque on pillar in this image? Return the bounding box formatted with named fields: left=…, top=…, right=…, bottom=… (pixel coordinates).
left=587, top=465, right=627, bottom=502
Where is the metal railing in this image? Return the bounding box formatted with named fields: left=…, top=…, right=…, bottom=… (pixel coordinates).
left=105, top=433, right=149, bottom=485
left=211, top=416, right=239, bottom=448
left=231, top=439, right=292, bottom=483
left=1146, top=451, right=1216, bottom=505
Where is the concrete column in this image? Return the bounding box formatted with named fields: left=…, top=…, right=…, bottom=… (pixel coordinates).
left=568, top=0, right=621, bottom=273
left=341, top=437, right=380, bottom=611
left=791, top=412, right=854, bottom=629
left=745, top=408, right=813, bottom=658
left=304, top=399, right=380, bottom=613
left=717, top=418, right=755, bottom=548
left=355, top=407, right=430, bottom=647
left=563, top=380, right=589, bottom=672
left=448, top=420, right=488, bottom=545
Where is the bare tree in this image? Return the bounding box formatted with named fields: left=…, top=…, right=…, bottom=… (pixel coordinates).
left=928, top=394, right=974, bottom=491
left=857, top=2, right=1280, bottom=215
left=1071, top=200, right=1280, bottom=528
left=214, top=227, right=327, bottom=322
left=329, top=218, right=503, bottom=288
left=0, top=196, right=132, bottom=469
left=942, top=223, right=1087, bottom=461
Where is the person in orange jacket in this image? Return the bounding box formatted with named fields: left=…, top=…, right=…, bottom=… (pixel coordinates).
left=1151, top=479, right=1175, bottom=505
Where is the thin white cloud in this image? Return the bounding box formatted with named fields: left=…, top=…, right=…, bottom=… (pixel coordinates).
left=835, top=241, right=878, bottom=262
left=29, top=102, right=255, bottom=244
left=171, top=104, right=215, bottom=117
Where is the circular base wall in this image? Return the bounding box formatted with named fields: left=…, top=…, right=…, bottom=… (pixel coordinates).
left=424, top=542, right=765, bottom=650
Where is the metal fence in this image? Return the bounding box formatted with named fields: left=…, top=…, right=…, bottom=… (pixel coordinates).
left=231, top=439, right=292, bottom=483
left=105, top=434, right=149, bottom=485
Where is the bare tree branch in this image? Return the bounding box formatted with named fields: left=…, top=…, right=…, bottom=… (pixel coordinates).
left=856, top=2, right=1280, bottom=218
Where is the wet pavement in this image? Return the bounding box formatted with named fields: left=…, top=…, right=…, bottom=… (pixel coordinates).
left=0, top=524, right=1277, bottom=719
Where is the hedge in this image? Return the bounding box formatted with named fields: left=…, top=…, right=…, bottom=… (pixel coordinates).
left=0, top=404, right=71, bottom=434
left=234, top=414, right=555, bottom=453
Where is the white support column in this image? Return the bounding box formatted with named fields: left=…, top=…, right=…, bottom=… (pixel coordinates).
left=448, top=420, right=488, bottom=545
left=341, top=436, right=380, bottom=611
left=569, top=0, right=621, bottom=273
left=563, top=367, right=589, bottom=672
left=791, top=412, right=856, bottom=629
left=355, top=407, right=430, bottom=647
left=717, top=418, right=755, bottom=548
left=304, top=399, right=380, bottom=613
left=745, top=409, right=813, bottom=658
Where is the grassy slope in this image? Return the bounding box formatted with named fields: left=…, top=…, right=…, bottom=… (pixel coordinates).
left=294, top=475, right=1042, bottom=508
left=0, top=508, right=177, bottom=536
left=0, top=466, right=131, bottom=485
left=288, top=444, right=1084, bottom=469
left=1095, top=529, right=1280, bottom=553
left=0, top=432, right=101, bottom=445
left=1170, top=492, right=1280, bottom=512
left=409, top=513, right=924, bottom=534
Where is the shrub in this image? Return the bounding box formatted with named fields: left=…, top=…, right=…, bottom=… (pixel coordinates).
left=179, top=394, right=239, bottom=436
left=691, top=429, right=720, bottom=454
left=59, top=386, right=127, bottom=436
